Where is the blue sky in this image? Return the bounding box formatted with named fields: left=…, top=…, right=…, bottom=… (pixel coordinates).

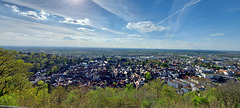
left=0, top=0, right=239, bottom=50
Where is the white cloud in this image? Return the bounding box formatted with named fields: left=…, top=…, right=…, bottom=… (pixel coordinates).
left=5, top=4, right=48, bottom=21
left=60, top=17, right=91, bottom=26
left=102, top=28, right=108, bottom=30
left=77, top=27, right=94, bottom=32
left=128, top=34, right=141, bottom=37
left=39, top=10, right=49, bottom=20
left=0, top=15, right=101, bottom=42
left=126, top=21, right=169, bottom=32
left=211, top=33, right=224, bottom=36
left=20, top=11, right=48, bottom=21
left=4, top=4, right=19, bottom=13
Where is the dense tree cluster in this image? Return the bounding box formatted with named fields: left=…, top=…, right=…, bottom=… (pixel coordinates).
left=16, top=51, right=85, bottom=75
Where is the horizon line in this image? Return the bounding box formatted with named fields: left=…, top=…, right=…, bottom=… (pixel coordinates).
left=1, top=45, right=240, bottom=52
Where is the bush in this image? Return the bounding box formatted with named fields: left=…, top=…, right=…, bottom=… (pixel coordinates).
left=192, top=96, right=209, bottom=106
left=0, top=95, right=17, bottom=106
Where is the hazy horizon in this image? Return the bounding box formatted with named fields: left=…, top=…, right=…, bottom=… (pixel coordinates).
left=2, top=45, right=240, bottom=52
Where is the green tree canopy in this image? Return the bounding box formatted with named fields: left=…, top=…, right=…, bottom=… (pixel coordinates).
left=145, top=72, right=152, bottom=80
left=161, top=63, right=169, bottom=68
left=49, top=61, right=54, bottom=65
left=0, top=48, right=32, bottom=96
left=51, top=66, right=58, bottom=73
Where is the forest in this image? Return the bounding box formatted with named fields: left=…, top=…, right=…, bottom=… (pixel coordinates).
left=0, top=47, right=240, bottom=108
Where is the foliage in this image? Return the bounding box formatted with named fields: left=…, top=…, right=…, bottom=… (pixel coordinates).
left=51, top=66, right=58, bottom=73
left=161, top=63, right=169, bottom=68
left=145, top=72, right=152, bottom=80
left=62, top=90, right=77, bottom=107
left=113, top=82, right=116, bottom=86
left=125, top=84, right=134, bottom=91
left=0, top=94, right=17, bottom=106
left=191, top=96, right=209, bottom=106
left=0, top=48, right=32, bottom=96
left=236, top=77, right=240, bottom=81
left=16, top=51, right=79, bottom=75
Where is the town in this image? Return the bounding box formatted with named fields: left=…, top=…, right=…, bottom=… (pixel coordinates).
left=31, top=51, right=240, bottom=94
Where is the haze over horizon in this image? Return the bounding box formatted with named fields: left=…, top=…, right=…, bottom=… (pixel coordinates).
left=0, top=0, right=240, bottom=51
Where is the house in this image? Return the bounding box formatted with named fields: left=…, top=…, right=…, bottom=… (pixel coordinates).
left=168, top=80, right=184, bottom=89
left=188, top=76, right=212, bottom=86
left=201, top=73, right=214, bottom=79
left=181, top=86, right=192, bottom=94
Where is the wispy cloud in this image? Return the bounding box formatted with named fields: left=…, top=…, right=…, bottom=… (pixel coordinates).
left=92, top=0, right=137, bottom=22
left=211, top=33, right=224, bottom=36
left=4, top=4, right=19, bottom=12
left=2, top=0, right=114, bottom=26
left=159, top=0, right=201, bottom=24
left=5, top=4, right=49, bottom=21
left=63, top=36, right=77, bottom=40
left=0, top=15, right=101, bottom=42
left=128, top=34, right=141, bottom=37
left=204, top=38, right=211, bottom=40
left=60, top=17, right=91, bottom=26
left=126, top=21, right=169, bottom=33
left=77, top=27, right=94, bottom=32
left=20, top=11, right=47, bottom=21
left=158, top=0, right=201, bottom=35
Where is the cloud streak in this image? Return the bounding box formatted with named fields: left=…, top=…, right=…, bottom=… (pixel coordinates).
left=126, top=21, right=169, bottom=33
left=60, top=17, right=91, bottom=26
left=128, top=34, right=141, bottom=37
left=5, top=4, right=49, bottom=21
left=211, top=33, right=224, bottom=36
left=159, top=0, right=201, bottom=24
left=92, top=0, right=138, bottom=22
left=77, top=27, right=95, bottom=32
left=0, top=15, right=102, bottom=42
left=63, top=36, right=77, bottom=40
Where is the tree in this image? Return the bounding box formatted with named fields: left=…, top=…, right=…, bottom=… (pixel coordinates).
left=51, top=55, right=56, bottom=59
left=236, top=77, right=240, bottom=81
left=191, top=96, right=209, bottom=106
left=33, top=63, right=40, bottom=72
left=0, top=94, right=17, bottom=106
left=161, top=63, right=169, bottom=68
left=141, top=60, right=146, bottom=66
left=0, top=48, right=32, bottom=96
left=125, top=84, right=134, bottom=91
left=40, top=60, right=46, bottom=68
left=50, top=86, right=67, bottom=107
left=33, top=80, right=51, bottom=107
left=157, top=61, right=162, bottom=66
left=51, top=66, right=58, bottom=73
left=145, top=72, right=152, bottom=80
left=62, top=91, right=76, bottom=106
left=113, top=82, right=116, bottom=87
left=49, top=61, right=54, bottom=65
